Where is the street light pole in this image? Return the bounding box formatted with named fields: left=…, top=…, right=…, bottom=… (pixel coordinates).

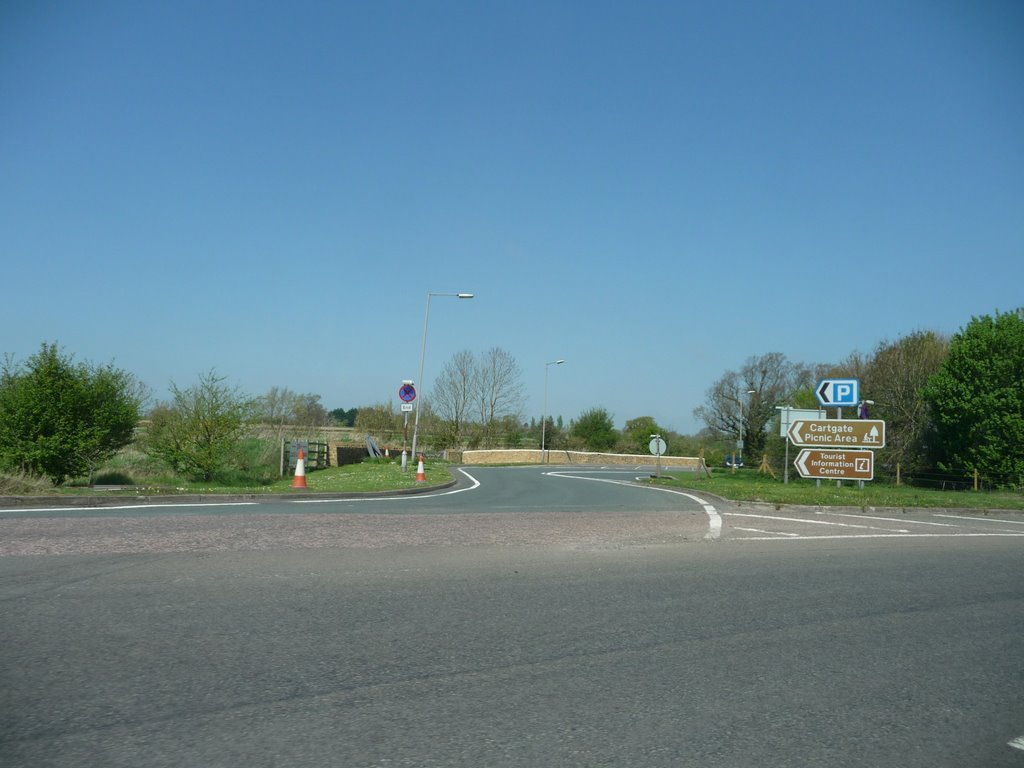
left=735, top=388, right=756, bottom=473
left=410, top=291, right=473, bottom=462
left=541, top=359, right=565, bottom=463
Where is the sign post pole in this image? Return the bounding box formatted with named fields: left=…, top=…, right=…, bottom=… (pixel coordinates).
left=399, top=381, right=416, bottom=472
left=649, top=435, right=666, bottom=478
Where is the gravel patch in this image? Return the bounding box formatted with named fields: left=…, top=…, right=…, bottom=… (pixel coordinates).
left=0, top=510, right=708, bottom=557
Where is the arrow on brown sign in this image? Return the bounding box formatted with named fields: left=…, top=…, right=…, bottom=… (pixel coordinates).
left=794, top=449, right=874, bottom=480
left=787, top=419, right=885, bottom=448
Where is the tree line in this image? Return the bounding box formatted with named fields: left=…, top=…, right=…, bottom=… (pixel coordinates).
left=1, top=308, right=1020, bottom=487
left=693, top=309, right=1023, bottom=487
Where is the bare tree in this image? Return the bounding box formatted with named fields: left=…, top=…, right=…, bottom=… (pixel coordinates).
left=254, top=386, right=295, bottom=441
left=475, top=347, right=526, bottom=427
left=431, top=350, right=476, bottom=445
left=431, top=347, right=526, bottom=447
left=693, top=353, right=812, bottom=459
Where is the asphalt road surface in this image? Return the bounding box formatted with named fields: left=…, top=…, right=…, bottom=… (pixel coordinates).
left=2, top=466, right=1023, bottom=767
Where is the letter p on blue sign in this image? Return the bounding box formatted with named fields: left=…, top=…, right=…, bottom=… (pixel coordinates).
left=817, top=378, right=860, bottom=406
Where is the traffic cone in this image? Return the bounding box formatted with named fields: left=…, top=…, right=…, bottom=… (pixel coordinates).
left=291, top=448, right=308, bottom=489
left=415, top=455, right=426, bottom=483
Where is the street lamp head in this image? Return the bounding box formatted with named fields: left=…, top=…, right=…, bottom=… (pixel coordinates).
left=457, top=293, right=474, bottom=299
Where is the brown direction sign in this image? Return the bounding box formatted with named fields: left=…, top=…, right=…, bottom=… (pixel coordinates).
left=794, top=449, right=874, bottom=480
left=786, top=419, right=885, bottom=448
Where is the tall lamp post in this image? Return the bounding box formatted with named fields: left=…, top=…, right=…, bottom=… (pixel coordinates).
left=541, top=359, right=565, bottom=463
left=735, top=388, right=756, bottom=473
left=410, top=291, right=474, bottom=462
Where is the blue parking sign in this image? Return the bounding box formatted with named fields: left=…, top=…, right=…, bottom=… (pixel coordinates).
left=816, top=378, right=860, bottom=407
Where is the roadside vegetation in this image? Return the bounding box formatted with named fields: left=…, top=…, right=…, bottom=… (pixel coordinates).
left=49, top=456, right=454, bottom=497
left=650, top=469, right=1024, bottom=512
left=1, top=309, right=1021, bottom=503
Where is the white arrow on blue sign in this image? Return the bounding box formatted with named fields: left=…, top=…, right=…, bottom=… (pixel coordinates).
left=816, top=378, right=860, bottom=407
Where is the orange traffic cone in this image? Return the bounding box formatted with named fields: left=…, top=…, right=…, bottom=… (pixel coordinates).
left=291, top=448, right=308, bottom=489
left=415, top=455, right=426, bottom=483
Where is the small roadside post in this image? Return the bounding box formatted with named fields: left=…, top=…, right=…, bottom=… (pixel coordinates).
left=649, top=434, right=667, bottom=478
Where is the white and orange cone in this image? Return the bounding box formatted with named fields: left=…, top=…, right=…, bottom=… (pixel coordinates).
left=415, top=454, right=426, bottom=483
left=291, top=448, right=308, bottom=489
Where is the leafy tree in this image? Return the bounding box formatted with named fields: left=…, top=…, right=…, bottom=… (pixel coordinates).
left=292, top=393, right=330, bottom=428
left=923, top=309, right=1024, bottom=484
left=0, top=343, right=144, bottom=484
left=571, top=407, right=618, bottom=451
left=330, top=407, right=358, bottom=427
left=862, top=331, right=949, bottom=473
left=621, top=416, right=664, bottom=455
left=142, top=370, right=251, bottom=481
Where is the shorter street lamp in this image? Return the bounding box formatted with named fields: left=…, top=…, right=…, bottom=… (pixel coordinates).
left=541, top=359, right=564, bottom=463
left=735, top=388, right=756, bottom=473
left=409, top=291, right=474, bottom=463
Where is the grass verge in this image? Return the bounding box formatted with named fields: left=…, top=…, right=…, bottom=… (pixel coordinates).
left=38, top=460, right=454, bottom=497
left=648, top=469, right=1024, bottom=511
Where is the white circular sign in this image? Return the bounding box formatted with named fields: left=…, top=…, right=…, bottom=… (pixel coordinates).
left=649, top=437, right=667, bottom=456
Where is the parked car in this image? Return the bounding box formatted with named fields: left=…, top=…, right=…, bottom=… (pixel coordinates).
left=724, top=454, right=744, bottom=468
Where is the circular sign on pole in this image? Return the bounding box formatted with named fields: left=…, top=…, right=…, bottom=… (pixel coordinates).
left=399, top=384, right=416, bottom=403
left=649, top=437, right=667, bottom=456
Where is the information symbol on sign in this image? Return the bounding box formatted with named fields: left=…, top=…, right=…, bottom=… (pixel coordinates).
left=399, top=384, right=416, bottom=403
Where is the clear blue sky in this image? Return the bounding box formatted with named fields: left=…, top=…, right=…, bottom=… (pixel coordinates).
left=2, top=1, right=1022, bottom=435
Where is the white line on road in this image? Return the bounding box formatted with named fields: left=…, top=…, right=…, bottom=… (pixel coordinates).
left=545, top=470, right=722, bottom=540
left=735, top=532, right=1024, bottom=541
left=725, top=511, right=909, bottom=533
left=0, top=501, right=259, bottom=513
left=1009, top=735, right=1024, bottom=752
left=817, top=511, right=960, bottom=528
left=733, top=527, right=800, bottom=537
left=934, top=514, right=1024, bottom=526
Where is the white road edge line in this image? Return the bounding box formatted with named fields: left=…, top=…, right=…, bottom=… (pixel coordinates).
left=0, top=501, right=259, bottom=513
left=736, top=532, right=1024, bottom=541
left=1008, top=736, right=1024, bottom=752
left=545, top=470, right=722, bottom=540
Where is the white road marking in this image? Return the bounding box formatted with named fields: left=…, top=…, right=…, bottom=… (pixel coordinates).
left=934, top=514, right=1024, bottom=526
left=735, top=532, right=1024, bottom=541
left=725, top=511, right=910, bottom=533
left=733, top=527, right=800, bottom=537
left=0, top=501, right=258, bottom=513
left=545, top=470, right=723, bottom=540
left=817, top=511, right=959, bottom=528
left=1008, top=735, right=1024, bottom=751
